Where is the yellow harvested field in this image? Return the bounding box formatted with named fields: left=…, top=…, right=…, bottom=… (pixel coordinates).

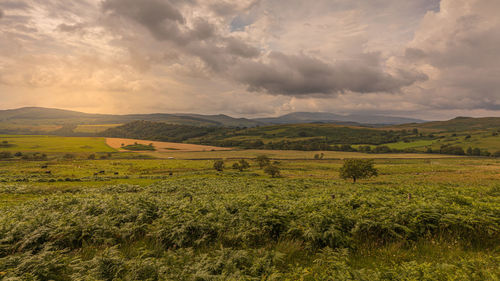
left=106, top=138, right=231, bottom=152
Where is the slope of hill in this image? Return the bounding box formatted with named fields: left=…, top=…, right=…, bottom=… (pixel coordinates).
left=0, top=107, right=262, bottom=134
left=394, top=116, right=500, bottom=132
left=99, top=120, right=230, bottom=142
left=99, top=119, right=500, bottom=155
left=100, top=121, right=418, bottom=150
left=255, top=112, right=425, bottom=125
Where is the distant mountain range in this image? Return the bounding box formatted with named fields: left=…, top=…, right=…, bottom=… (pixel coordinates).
left=254, top=112, right=426, bottom=125
left=0, top=107, right=499, bottom=136
left=0, top=107, right=426, bottom=129
left=0, top=107, right=261, bottom=128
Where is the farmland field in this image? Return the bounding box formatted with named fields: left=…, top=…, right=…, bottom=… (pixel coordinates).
left=0, top=135, right=499, bottom=280
left=0, top=135, right=115, bottom=153
left=106, top=137, right=231, bottom=152
left=73, top=124, right=122, bottom=133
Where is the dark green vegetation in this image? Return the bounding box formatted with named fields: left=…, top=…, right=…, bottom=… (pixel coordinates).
left=232, top=159, right=250, bottom=172
left=0, top=156, right=499, bottom=280
left=339, top=159, right=378, bottom=183
left=213, top=159, right=224, bottom=171
left=101, top=120, right=225, bottom=142
left=100, top=118, right=500, bottom=156
left=397, top=116, right=500, bottom=131
left=121, top=143, right=156, bottom=151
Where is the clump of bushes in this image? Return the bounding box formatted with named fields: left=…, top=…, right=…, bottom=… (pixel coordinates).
left=21, top=153, right=47, bottom=161
left=63, top=153, right=75, bottom=160
left=264, top=164, right=281, bottom=178
left=213, top=160, right=224, bottom=171
left=232, top=160, right=250, bottom=171
left=0, top=151, right=13, bottom=159
left=256, top=155, right=270, bottom=168
left=314, top=153, right=324, bottom=159
left=0, top=140, right=14, bottom=148
left=122, top=143, right=156, bottom=151
left=256, top=155, right=281, bottom=178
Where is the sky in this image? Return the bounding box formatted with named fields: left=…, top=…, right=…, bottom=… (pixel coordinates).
left=0, top=0, right=499, bottom=120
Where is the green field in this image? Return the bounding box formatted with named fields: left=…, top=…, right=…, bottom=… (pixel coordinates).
left=0, top=134, right=499, bottom=280
left=384, top=139, right=437, bottom=150
left=0, top=135, right=115, bottom=153
left=380, top=132, right=500, bottom=154
left=73, top=124, right=122, bottom=133
left=147, top=149, right=461, bottom=160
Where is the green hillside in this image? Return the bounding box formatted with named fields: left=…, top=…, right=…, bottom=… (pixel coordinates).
left=0, top=107, right=262, bottom=134
left=393, top=116, right=500, bottom=132
left=100, top=119, right=500, bottom=156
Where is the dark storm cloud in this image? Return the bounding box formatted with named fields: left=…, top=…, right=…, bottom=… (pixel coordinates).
left=100, top=0, right=423, bottom=96
left=0, top=1, right=30, bottom=10
left=224, top=37, right=260, bottom=58
left=101, top=0, right=260, bottom=72
left=102, top=0, right=186, bottom=42
left=102, top=0, right=226, bottom=45
left=233, top=52, right=427, bottom=96
left=2, top=0, right=498, bottom=118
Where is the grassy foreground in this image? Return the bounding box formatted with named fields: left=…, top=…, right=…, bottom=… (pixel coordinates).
left=0, top=156, right=499, bottom=280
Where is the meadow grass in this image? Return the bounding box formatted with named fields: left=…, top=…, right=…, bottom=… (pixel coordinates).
left=73, top=124, right=122, bottom=133
left=0, top=140, right=498, bottom=280
left=0, top=135, right=115, bottom=153
left=146, top=149, right=462, bottom=160
left=384, top=139, right=436, bottom=149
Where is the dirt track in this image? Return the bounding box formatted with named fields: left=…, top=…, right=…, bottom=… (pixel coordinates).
left=106, top=138, right=231, bottom=152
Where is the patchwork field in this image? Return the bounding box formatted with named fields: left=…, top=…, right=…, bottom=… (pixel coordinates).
left=0, top=133, right=499, bottom=279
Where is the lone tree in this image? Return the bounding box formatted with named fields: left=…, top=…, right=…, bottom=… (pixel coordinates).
left=264, top=164, right=281, bottom=178
left=256, top=155, right=270, bottom=169
left=213, top=160, right=224, bottom=171
left=239, top=159, right=250, bottom=169
left=339, top=159, right=378, bottom=183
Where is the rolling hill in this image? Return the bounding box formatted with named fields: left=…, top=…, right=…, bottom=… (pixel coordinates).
left=0, top=107, right=262, bottom=134
left=255, top=112, right=426, bottom=125
left=99, top=118, right=500, bottom=155
left=1, top=107, right=499, bottom=155
left=393, top=116, right=500, bottom=132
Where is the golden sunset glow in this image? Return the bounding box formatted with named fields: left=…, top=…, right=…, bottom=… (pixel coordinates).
left=0, top=0, right=499, bottom=119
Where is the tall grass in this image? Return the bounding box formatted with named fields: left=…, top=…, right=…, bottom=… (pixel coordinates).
left=1, top=177, right=498, bottom=280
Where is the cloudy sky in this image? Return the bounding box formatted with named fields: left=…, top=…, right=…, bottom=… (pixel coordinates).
left=0, top=0, right=498, bottom=119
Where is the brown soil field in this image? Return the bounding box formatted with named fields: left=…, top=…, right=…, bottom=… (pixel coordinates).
left=106, top=138, right=231, bottom=152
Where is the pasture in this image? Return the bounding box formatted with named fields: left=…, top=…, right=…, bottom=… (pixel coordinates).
left=73, top=124, right=122, bottom=133
left=0, top=135, right=499, bottom=280
left=0, top=135, right=115, bottom=153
